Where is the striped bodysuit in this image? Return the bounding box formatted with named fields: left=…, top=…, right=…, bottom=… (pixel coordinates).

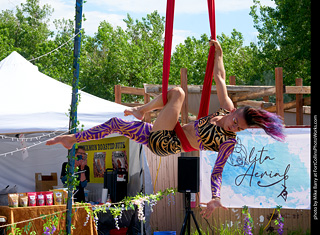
left=74, top=108, right=237, bottom=199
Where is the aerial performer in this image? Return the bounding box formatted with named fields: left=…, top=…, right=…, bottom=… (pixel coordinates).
left=46, top=39, right=285, bottom=218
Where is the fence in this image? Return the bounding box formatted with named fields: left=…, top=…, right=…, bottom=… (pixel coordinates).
left=115, top=67, right=311, bottom=126
left=115, top=67, right=311, bottom=233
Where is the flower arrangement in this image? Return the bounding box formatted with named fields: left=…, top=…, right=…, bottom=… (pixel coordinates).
left=42, top=214, right=59, bottom=235
left=274, top=205, right=284, bottom=235
left=242, top=205, right=253, bottom=235
left=43, top=226, right=56, bottom=235
left=83, top=188, right=176, bottom=230
left=3, top=198, right=288, bottom=234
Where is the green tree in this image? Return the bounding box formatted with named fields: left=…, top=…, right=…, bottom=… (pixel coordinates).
left=0, top=10, right=17, bottom=58
left=0, top=0, right=77, bottom=85
left=171, top=34, right=210, bottom=85
left=250, top=0, right=311, bottom=85
left=217, top=30, right=258, bottom=85
left=171, top=30, right=258, bottom=86
left=80, top=21, right=130, bottom=100
left=80, top=11, right=165, bottom=101
left=123, top=12, right=165, bottom=87
left=35, top=18, right=75, bottom=85
left=1, top=0, right=310, bottom=104
left=0, top=0, right=53, bottom=60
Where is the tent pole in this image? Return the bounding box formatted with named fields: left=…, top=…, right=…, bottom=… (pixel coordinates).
left=67, top=0, right=83, bottom=234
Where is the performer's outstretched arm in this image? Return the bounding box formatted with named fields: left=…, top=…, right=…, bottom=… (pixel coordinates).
left=200, top=138, right=236, bottom=218
left=210, top=39, right=235, bottom=112
left=210, top=138, right=236, bottom=199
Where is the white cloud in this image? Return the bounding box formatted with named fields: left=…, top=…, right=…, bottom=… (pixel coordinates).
left=0, top=0, right=23, bottom=11
left=285, top=187, right=310, bottom=209
left=42, top=0, right=74, bottom=19
left=89, top=0, right=166, bottom=14
left=285, top=129, right=311, bottom=175
left=172, top=29, right=197, bottom=50
left=0, top=0, right=276, bottom=43
left=0, top=0, right=75, bottom=31
left=83, top=11, right=127, bottom=35
left=88, top=0, right=276, bottom=14
left=222, top=185, right=279, bottom=208
left=0, top=0, right=126, bottom=36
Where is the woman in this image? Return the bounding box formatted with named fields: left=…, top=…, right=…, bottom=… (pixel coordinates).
left=46, top=40, right=285, bottom=218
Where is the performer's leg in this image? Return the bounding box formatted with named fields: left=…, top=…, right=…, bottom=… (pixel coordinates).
left=152, top=87, right=185, bottom=132
left=46, top=118, right=153, bottom=149
left=124, top=87, right=185, bottom=122
left=124, top=93, right=164, bottom=120
left=47, top=88, right=184, bottom=149
left=75, top=117, right=152, bottom=145
left=146, top=88, right=185, bottom=156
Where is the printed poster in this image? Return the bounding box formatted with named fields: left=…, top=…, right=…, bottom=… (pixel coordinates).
left=200, top=128, right=310, bottom=209
left=79, top=136, right=129, bottom=183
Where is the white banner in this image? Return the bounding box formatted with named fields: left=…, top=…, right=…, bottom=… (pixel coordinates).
left=200, top=128, right=310, bottom=209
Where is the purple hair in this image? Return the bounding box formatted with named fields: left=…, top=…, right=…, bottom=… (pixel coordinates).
left=240, top=106, right=286, bottom=142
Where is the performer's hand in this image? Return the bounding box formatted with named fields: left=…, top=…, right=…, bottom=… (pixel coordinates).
left=199, top=198, right=228, bottom=218
left=209, top=39, right=223, bottom=55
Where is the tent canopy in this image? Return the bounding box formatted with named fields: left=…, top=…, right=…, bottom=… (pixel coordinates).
left=0, top=51, right=143, bottom=189
left=0, top=51, right=136, bottom=134
left=0, top=53, right=152, bottom=215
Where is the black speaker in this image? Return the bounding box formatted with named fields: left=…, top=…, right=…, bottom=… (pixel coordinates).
left=178, top=156, right=199, bottom=193
left=103, top=168, right=127, bottom=203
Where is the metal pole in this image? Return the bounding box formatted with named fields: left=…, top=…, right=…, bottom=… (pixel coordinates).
left=66, top=0, right=83, bottom=234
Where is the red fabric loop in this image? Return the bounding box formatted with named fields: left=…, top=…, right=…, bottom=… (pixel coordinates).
left=162, top=0, right=216, bottom=152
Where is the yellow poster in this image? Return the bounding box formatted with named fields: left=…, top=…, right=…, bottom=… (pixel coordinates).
left=79, top=136, right=129, bottom=183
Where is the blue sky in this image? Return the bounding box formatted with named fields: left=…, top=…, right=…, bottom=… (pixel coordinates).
left=1, top=0, right=276, bottom=48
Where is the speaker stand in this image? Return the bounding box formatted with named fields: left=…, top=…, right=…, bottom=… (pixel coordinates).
left=180, top=192, right=202, bottom=235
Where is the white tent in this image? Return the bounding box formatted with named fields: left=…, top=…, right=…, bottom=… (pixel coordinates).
left=0, top=51, right=137, bottom=134
left=0, top=52, right=152, bottom=202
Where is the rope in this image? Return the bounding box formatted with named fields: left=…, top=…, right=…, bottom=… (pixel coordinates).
left=197, top=0, right=216, bottom=119
left=263, top=208, right=276, bottom=230
left=0, top=204, right=91, bottom=229
left=0, top=209, right=68, bottom=229
left=153, top=157, right=162, bottom=192
left=0, top=129, right=66, bottom=141
left=28, top=29, right=83, bottom=62
left=0, top=127, right=76, bottom=157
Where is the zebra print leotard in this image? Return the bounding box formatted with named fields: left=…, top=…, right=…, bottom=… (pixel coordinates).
left=195, top=108, right=236, bottom=151
left=194, top=108, right=237, bottom=199
left=75, top=110, right=237, bottom=200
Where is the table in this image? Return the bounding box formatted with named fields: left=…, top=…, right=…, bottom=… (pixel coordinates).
left=95, top=208, right=135, bottom=233
left=0, top=204, right=97, bottom=235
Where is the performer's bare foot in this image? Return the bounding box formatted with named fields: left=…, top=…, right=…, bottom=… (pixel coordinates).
left=124, top=106, right=145, bottom=120
left=46, top=134, right=77, bottom=149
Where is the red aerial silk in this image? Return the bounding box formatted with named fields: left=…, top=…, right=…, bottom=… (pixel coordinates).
left=198, top=0, right=216, bottom=119
left=162, top=0, right=216, bottom=152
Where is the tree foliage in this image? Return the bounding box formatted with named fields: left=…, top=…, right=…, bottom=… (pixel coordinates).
left=0, top=0, right=311, bottom=102
left=0, top=0, right=53, bottom=59
left=79, top=11, right=165, bottom=101
left=250, top=0, right=311, bottom=85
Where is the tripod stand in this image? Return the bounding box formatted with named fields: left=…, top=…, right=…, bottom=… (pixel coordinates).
left=180, top=192, right=202, bottom=235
